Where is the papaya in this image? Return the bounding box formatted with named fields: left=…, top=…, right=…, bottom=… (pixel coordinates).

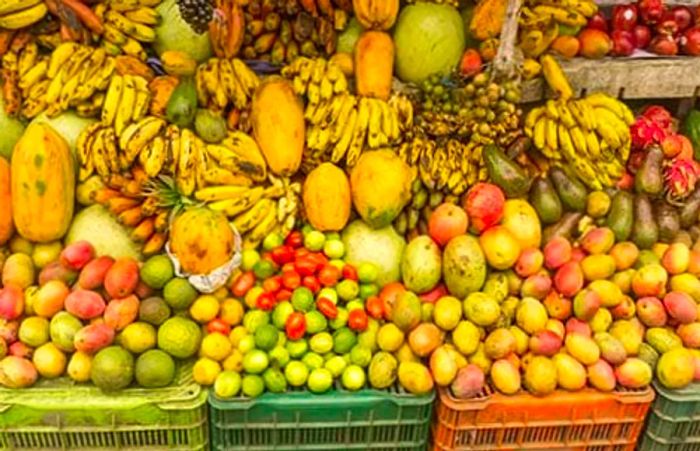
left=0, top=157, right=12, bottom=245
left=251, top=77, right=304, bottom=176
left=529, top=177, right=562, bottom=225
left=549, top=167, right=587, bottom=212
left=469, top=0, right=508, bottom=41
left=303, top=163, right=351, bottom=232
left=11, top=123, right=74, bottom=243
left=350, top=150, right=412, bottom=229
left=169, top=207, right=235, bottom=274
left=353, top=0, right=399, bottom=30
left=635, top=146, right=664, bottom=197
left=355, top=31, right=394, bottom=101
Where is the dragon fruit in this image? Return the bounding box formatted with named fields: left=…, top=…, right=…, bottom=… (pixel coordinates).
left=665, top=158, right=700, bottom=203
left=631, top=105, right=675, bottom=150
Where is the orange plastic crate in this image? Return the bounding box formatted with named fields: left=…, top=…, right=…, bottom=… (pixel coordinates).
left=431, top=385, right=654, bottom=451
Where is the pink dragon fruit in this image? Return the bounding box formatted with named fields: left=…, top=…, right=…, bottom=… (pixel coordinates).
left=665, top=158, right=700, bottom=203
left=631, top=105, right=675, bottom=150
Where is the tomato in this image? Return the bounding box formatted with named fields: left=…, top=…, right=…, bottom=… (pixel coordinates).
left=295, top=256, right=317, bottom=277
left=271, top=245, right=294, bottom=265
left=285, top=230, right=304, bottom=248
left=281, top=262, right=296, bottom=273
left=365, top=295, right=384, bottom=320
left=303, top=276, right=321, bottom=293
left=318, top=264, right=340, bottom=287
left=256, top=292, right=275, bottom=311
left=206, top=319, right=231, bottom=335
left=379, top=282, right=406, bottom=319
left=308, top=252, right=328, bottom=267
left=342, top=264, right=358, bottom=281
left=231, top=271, right=255, bottom=297
left=276, top=289, right=293, bottom=301
left=348, top=309, right=368, bottom=332
left=294, top=248, right=310, bottom=259
left=281, top=270, right=301, bottom=290
left=262, top=276, right=282, bottom=293
left=316, top=297, right=338, bottom=319
left=419, top=284, right=447, bottom=304
left=285, top=312, right=306, bottom=340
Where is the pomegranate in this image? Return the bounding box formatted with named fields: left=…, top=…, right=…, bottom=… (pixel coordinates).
left=671, top=6, right=694, bottom=31
left=633, top=24, right=652, bottom=48
left=639, top=0, right=665, bottom=24
left=612, top=4, right=639, bottom=31
left=682, top=26, right=700, bottom=55
left=588, top=12, right=609, bottom=32
left=649, top=33, right=679, bottom=55
left=612, top=30, right=637, bottom=56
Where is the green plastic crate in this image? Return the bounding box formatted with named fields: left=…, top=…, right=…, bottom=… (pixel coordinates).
left=639, top=381, right=700, bottom=451
left=0, top=363, right=208, bottom=450
left=209, top=385, right=434, bottom=451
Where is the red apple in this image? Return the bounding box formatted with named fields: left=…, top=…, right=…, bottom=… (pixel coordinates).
left=633, top=24, right=652, bottom=48
left=649, top=33, right=679, bottom=55
left=682, top=26, right=700, bottom=55
left=639, top=0, right=665, bottom=24
left=671, top=6, right=694, bottom=31
left=612, top=30, right=636, bottom=56
left=587, top=12, right=609, bottom=32
left=612, top=4, right=639, bottom=31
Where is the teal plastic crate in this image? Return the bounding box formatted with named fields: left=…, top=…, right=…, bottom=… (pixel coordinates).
left=639, top=381, right=700, bottom=451
left=209, top=385, right=434, bottom=451
left=0, top=363, right=208, bottom=450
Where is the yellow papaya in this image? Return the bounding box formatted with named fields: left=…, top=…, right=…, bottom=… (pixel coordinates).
left=353, top=0, right=399, bottom=31
left=355, top=31, right=394, bottom=101
left=169, top=207, right=235, bottom=275
left=303, top=163, right=351, bottom=232
left=0, top=157, right=12, bottom=245
left=470, top=0, right=507, bottom=41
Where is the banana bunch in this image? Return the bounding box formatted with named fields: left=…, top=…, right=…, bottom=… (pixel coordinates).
left=393, top=179, right=458, bottom=239
left=102, top=73, right=152, bottom=134
left=194, top=175, right=301, bottom=250
left=94, top=0, right=161, bottom=60
left=281, top=57, right=348, bottom=105
left=205, top=131, right=268, bottom=183
left=195, top=58, right=260, bottom=113
left=0, top=0, right=48, bottom=30
left=8, top=42, right=116, bottom=119
left=525, top=95, right=633, bottom=190
left=302, top=93, right=412, bottom=171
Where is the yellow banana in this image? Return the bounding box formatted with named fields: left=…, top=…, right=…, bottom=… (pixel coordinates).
left=18, top=60, right=47, bottom=92
left=106, top=10, right=156, bottom=42
left=556, top=101, right=576, bottom=129
left=545, top=117, right=559, bottom=150
left=131, top=76, right=151, bottom=121
left=541, top=54, right=573, bottom=101
left=524, top=106, right=545, bottom=132
left=123, top=7, right=160, bottom=26
left=209, top=187, right=264, bottom=217
left=584, top=129, right=601, bottom=158
left=219, top=132, right=268, bottom=182
left=114, top=75, right=136, bottom=135
left=0, top=2, right=47, bottom=29
left=195, top=185, right=250, bottom=202
left=346, top=98, right=370, bottom=166
left=231, top=59, right=259, bottom=97
left=366, top=99, right=383, bottom=149
left=533, top=5, right=587, bottom=27
left=594, top=107, right=628, bottom=148
left=247, top=205, right=278, bottom=243
left=569, top=126, right=588, bottom=157
left=102, top=75, right=124, bottom=125
left=545, top=99, right=560, bottom=120
left=140, top=136, right=167, bottom=177
left=17, top=43, right=38, bottom=78
left=219, top=59, right=247, bottom=109
left=121, top=116, right=166, bottom=163
left=533, top=117, right=547, bottom=150
left=329, top=95, right=356, bottom=143
left=0, top=0, right=42, bottom=16
left=232, top=198, right=275, bottom=234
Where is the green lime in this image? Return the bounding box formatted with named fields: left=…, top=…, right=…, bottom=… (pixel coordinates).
left=284, top=360, right=309, bottom=386
left=341, top=365, right=366, bottom=391
left=333, top=327, right=357, bottom=354
left=243, top=310, right=270, bottom=334
left=242, top=349, right=269, bottom=374
left=324, top=355, right=347, bottom=378
left=262, top=367, right=287, bottom=393
left=163, top=278, right=198, bottom=310
left=318, top=287, right=338, bottom=304
left=214, top=370, right=242, bottom=398
left=304, top=230, right=326, bottom=252
left=302, top=352, right=324, bottom=370
left=323, top=240, right=345, bottom=259
left=139, top=297, right=172, bottom=326
left=242, top=374, right=265, bottom=398
left=140, top=255, right=175, bottom=289
left=272, top=301, right=294, bottom=330
left=253, top=259, right=277, bottom=280
left=357, top=263, right=378, bottom=284
left=135, top=349, right=175, bottom=388
left=19, top=316, right=49, bottom=348
left=336, top=280, right=359, bottom=302
left=269, top=346, right=290, bottom=367
left=238, top=335, right=255, bottom=353
left=309, top=332, right=334, bottom=354
left=286, top=339, right=308, bottom=358
left=263, top=233, right=284, bottom=251
left=329, top=307, right=348, bottom=330
left=301, top=224, right=314, bottom=236
left=119, top=322, right=157, bottom=354
left=291, top=287, right=314, bottom=312
left=305, top=311, right=328, bottom=334
left=350, top=345, right=372, bottom=367
left=254, top=324, right=279, bottom=351
left=359, top=284, right=378, bottom=300
left=157, top=317, right=202, bottom=359
left=91, top=346, right=134, bottom=391
left=307, top=368, right=333, bottom=393
left=241, top=249, right=261, bottom=272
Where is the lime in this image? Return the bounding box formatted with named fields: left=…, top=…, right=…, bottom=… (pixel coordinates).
left=243, top=310, right=270, bottom=334
left=190, top=295, right=220, bottom=323
left=222, top=349, right=244, bottom=372
left=269, top=346, right=290, bottom=367
left=241, top=249, right=261, bottom=271
left=139, top=297, right=172, bottom=326
left=309, top=332, right=334, bottom=354
left=305, top=311, right=328, bottom=334
left=286, top=339, right=308, bottom=358
left=201, top=332, right=233, bottom=361
left=91, top=346, right=134, bottom=391
left=324, top=355, right=347, bottom=378
left=253, top=259, right=276, bottom=279
left=238, top=335, right=255, bottom=353
left=304, top=231, right=326, bottom=252
left=263, top=367, right=287, bottom=393
left=140, top=255, right=175, bottom=289
left=333, top=328, right=357, bottom=354
left=193, top=357, right=221, bottom=386
left=291, top=287, right=314, bottom=312
left=163, top=278, right=198, bottom=310
left=284, top=360, right=309, bottom=386
left=323, top=240, right=345, bottom=259
left=357, top=263, right=378, bottom=284
left=318, top=287, right=338, bottom=304
left=302, top=352, right=324, bottom=370
left=254, top=324, right=279, bottom=351
left=19, top=316, right=49, bottom=348
left=242, top=349, right=269, bottom=374
left=350, top=345, right=372, bottom=367
left=214, top=370, right=242, bottom=398
left=135, top=349, right=175, bottom=388
left=262, top=233, right=284, bottom=251
left=119, top=322, right=157, bottom=354
left=157, top=317, right=202, bottom=359
left=342, top=365, right=366, bottom=391
left=359, top=284, right=378, bottom=300
left=307, top=368, right=333, bottom=393
left=220, top=299, right=244, bottom=326
left=276, top=332, right=286, bottom=348
left=336, top=280, right=359, bottom=302
left=329, top=307, right=348, bottom=330
left=242, top=374, right=265, bottom=398
left=272, top=301, right=294, bottom=329
left=301, top=224, right=314, bottom=235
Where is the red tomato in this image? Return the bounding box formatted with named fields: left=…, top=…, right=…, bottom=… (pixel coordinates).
left=318, top=264, right=340, bottom=287
left=294, top=248, right=310, bottom=259
left=285, top=312, right=306, bottom=340
left=379, top=282, right=406, bottom=319
left=295, top=257, right=317, bottom=277
left=285, top=231, right=304, bottom=248
left=316, top=297, right=338, bottom=319
left=276, top=289, right=292, bottom=301
left=271, top=245, right=294, bottom=265
left=206, top=319, right=231, bottom=335
left=303, top=276, right=321, bottom=293
left=281, top=262, right=296, bottom=273
left=365, top=295, right=384, bottom=320
left=256, top=293, right=275, bottom=311
left=348, top=309, right=368, bottom=332
left=231, top=271, right=255, bottom=297
left=262, top=276, right=282, bottom=293
left=308, top=252, right=328, bottom=267
left=342, top=264, right=358, bottom=281
left=281, top=270, right=301, bottom=290
left=419, top=284, right=447, bottom=304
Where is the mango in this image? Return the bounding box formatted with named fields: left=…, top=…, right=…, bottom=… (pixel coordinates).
left=678, top=323, right=700, bottom=348
left=515, top=248, right=544, bottom=277
left=543, top=291, right=572, bottom=320
left=529, top=330, right=562, bottom=357
left=65, top=289, right=106, bottom=320
left=442, top=235, right=487, bottom=299
left=615, top=358, right=653, bottom=388
left=0, top=356, right=37, bottom=388
left=0, top=285, right=24, bottom=321
left=581, top=255, right=617, bottom=281
left=610, top=242, right=640, bottom=271
left=60, top=241, right=95, bottom=271
left=407, top=323, right=442, bottom=357
left=670, top=273, right=700, bottom=302
left=67, top=351, right=92, bottom=382
left=391, top=291, right=421, bottom=332
left=543, top=236, right=571, bottom=270
left=2, top=253, right=35, bottom=289
left=656, top=348, right=694, bottom=389
left=429, top=345, right=458, bottom=386
left=450, top=364, right=485, bottom=399
left=554, top=261, right=584, bottom=297
left=32, top=342, right=66, bottom=378
left=452, top=321, right=481, bottom=356
left=31, top=241, right=62, bottom=269
left=524, top=356, right=557, bottom=396
left=468, top=343, right=493, bottom=374
left=610, top=320, right=643, bottom=355
left=632, top=264, right=668, bottom=298
left=664, top=291, right=697, bottom=324
left=520, top=273, right=552, bottom=300
left=433, top=296, right=462, bottom=331
left=482, top=272, right=509, bottom=303
left=612, top=268, right=635, bottom=294
left=490, top=359, right=521, bottom=395
left=78, top=256, right=115, bottom=290
left=580, top=227, right=615, bottom=254
left=516, top=297, right=548, bottom=334
left=510, top=326, right=530, bottom=355
left=566, top=318, right=592, bottom=337
left=589, top=308, right=612, bottom=333
left=484, top=328, right=516, bottom=360
left=636, top=297, right=667, bottom=327
left=368, top=352, right=398, bottom=389
left=502, top=199, right=542, bottom=250
left=401, top=236, right=441, bottom=294
left=573, top=288, right=601, bottom=321
left=397, top=361, right=433, bottom=395
left=104, top=295, right=139, bottom=331
left=38, top=261, right=78, bottom=287
left=32, top=280, right=69, bottom=318
left=611, top=296, right=636, bottom=320
left=49, top=312, right=82, bottom=353
left=662, top=242, right=691, bottom=275
left=587, top=359, right=616, bottom=391
left=588, top=280, right=624, bottom=308
left=464, top=292, right=500, bottom=327
left=74, top=324, right=115, bottom=354
left=480, top=225, right=521, bottom=270
left=545, top=319, right=565, bottom=340
left=553, top=353, right=587, bottom=391
left=104, top=258, right=139, bottom=299
left=594, top=332, right=627, bottom=365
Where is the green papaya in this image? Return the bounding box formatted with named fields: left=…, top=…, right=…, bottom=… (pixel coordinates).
left=529, top=177, right=562, bottom=225
left=606, top=190, right=634, bottom=242
left=483, top=144, right=531, bottom=198
left=682, top=109, right=700, bottom=161
left=655, top=201, right=680, bottom=243
left=549, top=167, right=587, bottom=212
left=632, top=194, right=658, bottom=249
left=166, top=76, right=197, bottom=128
left=634, top=146, right=664, bottom=197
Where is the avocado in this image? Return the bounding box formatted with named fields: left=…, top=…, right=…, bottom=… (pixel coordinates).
left=483, top=144, right=531, bottom=198
left=655, top=201, right=681, bottom=243
left=549, top=167, right=587, bottom=212
left=681, top=187, right=700, bottom=228
left=606, top=190, right=634, bottom=242
left=529, top=176, right=562, bottom=225
left=632, top=194, right=659, bottom=250
left=634, top=146, right=664, bottom=197
left=543, top=212, right=583, bottom=244
left=166, top=76, right=197, bottom=128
